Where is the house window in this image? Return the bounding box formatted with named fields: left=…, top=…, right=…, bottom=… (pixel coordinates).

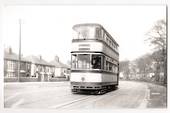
left=7, top=60, right=16, bottom=70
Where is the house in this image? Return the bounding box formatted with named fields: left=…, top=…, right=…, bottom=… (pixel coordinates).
left=24, top=55, right=55, bottom=82
left=4, top=47, right=31, bottom=81
left=49, top=56, right=70, bottom=80
left=4, top=47, right=70, bottom=82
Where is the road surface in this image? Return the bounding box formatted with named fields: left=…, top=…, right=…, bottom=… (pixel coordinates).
left=4, top=81, right=167, bottom=109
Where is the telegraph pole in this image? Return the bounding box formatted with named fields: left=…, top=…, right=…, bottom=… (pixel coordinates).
left=17, top=19, right=21, bottom=82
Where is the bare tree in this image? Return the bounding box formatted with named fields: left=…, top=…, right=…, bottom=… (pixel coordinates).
left=146, top=19, right=167, bottom=84
left=146, top=20, right=166, bottom=50
left=135, top=54, right=153, bottom=81
left=119, top=60, right=130, bottom=80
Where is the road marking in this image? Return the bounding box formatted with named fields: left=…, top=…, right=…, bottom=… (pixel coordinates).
left=11, top=98, right=24, bottom=108
left=49, top=96, right=91, bottom=109
left=151, top=92, right=160, bottom=95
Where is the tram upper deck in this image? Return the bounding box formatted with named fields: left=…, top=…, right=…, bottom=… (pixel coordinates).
left=72, top=23, right=119, bottom=53
left=72, top=23, right=119, bottom=60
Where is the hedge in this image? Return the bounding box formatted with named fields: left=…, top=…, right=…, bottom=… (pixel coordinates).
left=4, top=77, right=38, bottom=82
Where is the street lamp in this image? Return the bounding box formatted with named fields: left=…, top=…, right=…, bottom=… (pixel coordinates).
left=17, top=19, right=21, bottom=82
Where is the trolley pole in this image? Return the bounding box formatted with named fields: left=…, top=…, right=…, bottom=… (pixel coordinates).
left=17, top=19, right=21, bottom=82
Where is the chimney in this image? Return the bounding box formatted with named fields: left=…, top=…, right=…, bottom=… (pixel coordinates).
left=55, top=55, right=59, bottom=62
left=6, top=47, right=12, bottom=54
left=39, top=55, right=42, bottom=60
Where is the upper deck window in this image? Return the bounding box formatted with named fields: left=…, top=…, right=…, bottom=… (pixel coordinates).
left=109, top=39, right=111, bottom=46
left=95, top=28, right=102, bottom=39
left=79, top=29, right=89, bottom=39
left=73, top=26, right=96, bottom=39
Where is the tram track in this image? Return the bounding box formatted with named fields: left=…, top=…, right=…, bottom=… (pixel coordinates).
left=49, top=95, right=93, bottom=109
left=50, top=92, right=114, bottom=109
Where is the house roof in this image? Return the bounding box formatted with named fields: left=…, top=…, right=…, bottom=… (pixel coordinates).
left=49, top=60, right=70, bottom=68
left=4, top=51, right=30, bottom=62
left=4, top=48, right=69, bottom=68
left=24, top=55, right=53, bottom=66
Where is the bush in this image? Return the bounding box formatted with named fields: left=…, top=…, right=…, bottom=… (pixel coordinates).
left=49, top=77, right=69, bottom=82
left=19, top=77, right=38, bottom=82
left=4, top=77, right=18, bottom=82
left=4, top=77, right=38, bottom=82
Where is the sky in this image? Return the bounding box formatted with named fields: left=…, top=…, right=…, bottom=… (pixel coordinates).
left=2, top=5, right=166, bottom=64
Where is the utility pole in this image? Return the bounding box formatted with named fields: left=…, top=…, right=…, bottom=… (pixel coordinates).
left=17, top=19, right=21, bottom=82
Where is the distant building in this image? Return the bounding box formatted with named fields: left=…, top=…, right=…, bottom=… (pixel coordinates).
left=4, top=47, right=31, bottom=78
left=119, top=72, right=124, bottom=79
left=49, top=56, right=70, bottom=79
left=24, top=55, right=55, bottom=82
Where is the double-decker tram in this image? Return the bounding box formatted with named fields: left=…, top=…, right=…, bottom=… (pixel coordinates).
left=70, top=23, right=119, bottom=94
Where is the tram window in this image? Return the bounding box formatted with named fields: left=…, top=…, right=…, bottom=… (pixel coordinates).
left=96, top=28, right=101, bottom=38
left=109, top=40, right=111, bottom=46
left=91, top=55, right=102, bottom=69
left=73, top=30, right=79, bottom=39
left=80, top=29, right=89, bottom=39
left=115, top=67, right=118, bottom=73
left=71, top=54, right=78, bottom=69
left=109, top=63, right=113, bottom=72
left=106, top=38, right=109, bottom=44
left=77, top=27, right=94, bottom=39
left=106, top=61, right=109, bottom=71
left=104, top=34, right=107, bottom=42
left=112, top=65, right=115, bottom=73
left=101, top=29, right=104, bottom=39
left=77, top=54, right=90, bottom=69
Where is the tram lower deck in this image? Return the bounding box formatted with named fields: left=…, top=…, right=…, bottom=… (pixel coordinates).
left=70, top=70, right=118, bottom=94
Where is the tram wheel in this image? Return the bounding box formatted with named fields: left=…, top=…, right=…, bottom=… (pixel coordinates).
left=96, top=89, right=106, bottom=95
left=71, top=89, right=79, bottom=94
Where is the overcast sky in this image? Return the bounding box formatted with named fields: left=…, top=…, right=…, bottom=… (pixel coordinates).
left=2, top=5, right=166, bottom=64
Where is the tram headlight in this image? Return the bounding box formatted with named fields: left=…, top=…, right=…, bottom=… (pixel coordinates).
left=81, top=77, right=85, bottom=82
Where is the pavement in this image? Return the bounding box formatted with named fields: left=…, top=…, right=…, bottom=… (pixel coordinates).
left=4, top=81, right=167, bottom=109
left=147, top=83, right=167, bottom=108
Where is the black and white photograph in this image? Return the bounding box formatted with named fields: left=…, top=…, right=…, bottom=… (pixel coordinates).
left=0, top=0, right=168, bottom=112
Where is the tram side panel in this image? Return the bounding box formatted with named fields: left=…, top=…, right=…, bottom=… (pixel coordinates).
left=70, top=72, right=102, bottom=90
left=70, top=72, right=102, bottom=82
left=70, top=72, right=118, bottom=90
left=101, top=73, right=118, bottom=85
left=70, top=72, right=117, bottom=83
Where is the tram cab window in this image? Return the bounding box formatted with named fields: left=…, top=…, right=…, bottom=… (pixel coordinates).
left=91, top=55, right=102, bottom=69
left=77, top=54, right=90, bottom=69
